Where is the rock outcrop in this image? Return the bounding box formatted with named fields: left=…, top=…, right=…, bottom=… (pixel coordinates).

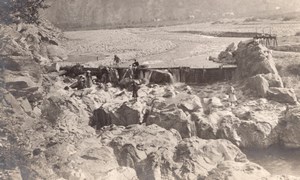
left=217, top=42, right=237, bottom=64
left=192, top=106, right=280, bottom=149
left=46, top=44, right=68, bottom=61
left=235, top=40, right=278, bottom=79
left=206, top=161, right=271, bottom=179
left=146, top=103, right=195, bottom=138
left=281, top=106, right=300, bottom=148
left=247, top=74, right=270, bottom=97
left=267, top=88, right=298, bottom=105
left=88, top=83, right=290, bottom=150
left=234, top=40, right=297, bottom=104
left=97, top=124, right=279, bottom=180
left=149, top=70, right=174, bottom=84
left=90, top=101, right=146, bottom=130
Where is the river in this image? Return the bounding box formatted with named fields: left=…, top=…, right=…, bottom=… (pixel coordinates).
left=243, top=147, right=300, bottom=176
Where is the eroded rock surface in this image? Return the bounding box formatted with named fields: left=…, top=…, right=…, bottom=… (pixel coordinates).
left=235, top=40, right=297, bottom=104
left=235, top=40, right=278, bottom=78
left=281, top=106, right=300, bottom=148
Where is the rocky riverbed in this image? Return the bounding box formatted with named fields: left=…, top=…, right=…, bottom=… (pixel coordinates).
left=1, top=20, right=300, bottom=179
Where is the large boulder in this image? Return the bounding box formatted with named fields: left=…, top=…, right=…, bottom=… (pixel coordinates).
left=0, top=34, right=31, bottom=56
left=146, top=104, right=196, bottom=138
left=99, top=125, right=180, bottom=180
left=2, top=89, right=25, bottom=115
left=225, top=42, right=237, bottom=52
left=281, top=106, right=300, bottom=148
left=90, top=107, right=114, bottom=129
left=149, top=70, right=174, bottom=84
left=114, top=101, right=146, bottom=126
left=1, top=56, right=43, bottom=84
left=18, top=97, right=32, bottom=114
left=216, top=42, right=237, bottom=64
left=40, top=94, right=89, bottom=127
left=100, top=124, right=182, bottom=165
left=192, top=107, right=281, bottom=149
left=235, top=40, right=278, bottom=79
left=49, top=138, right=126, bottom=180
left=261, top=73, right=284, bottom=88
left=247, top=74, right=294, bottom=104
left=235, top=113, right=279, bottom=148
left=178, top=94, right=202, bottom=112
left=191, top=112, right=219, bottom=139
left=173, top=138, right=247, bottom=179
left=247, top=74, right=269, bottom=97
left=4, top=75, right=37, bottom=90
left=218, top=51, right=236, bottom=64
left=98, top=125, right=271, bottom=180
left=206, top=161, right=271, bottom=180
left=0, top=55, right=22, bottom=71
left=101, top=167, right=138, bottom=180
left=267, top=87, right=297, bottom=105
left=47, top=45, right=68, bottom=61
left=41, top=95, right=66, bottom=124
left=91, top=101, right=146, bottom=129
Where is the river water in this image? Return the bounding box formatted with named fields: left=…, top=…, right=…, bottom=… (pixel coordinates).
left=243, top=147, right=300, bottom=176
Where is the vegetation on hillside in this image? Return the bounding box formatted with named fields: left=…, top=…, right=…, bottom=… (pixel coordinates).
left=0, top=0, right=50, bottom=24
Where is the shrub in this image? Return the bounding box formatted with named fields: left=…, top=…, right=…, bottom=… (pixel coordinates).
left=244, top=17, right=258, bottom=22
left=282, top=16, right=296, bottom=21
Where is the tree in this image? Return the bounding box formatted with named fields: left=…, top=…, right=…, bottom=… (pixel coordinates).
left=1, top=0, right=50, bottom=24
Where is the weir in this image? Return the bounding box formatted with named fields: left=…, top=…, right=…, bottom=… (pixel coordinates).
left=58, top=62, right=237, bottom=85
left=135, top=66, right=237, bottom=84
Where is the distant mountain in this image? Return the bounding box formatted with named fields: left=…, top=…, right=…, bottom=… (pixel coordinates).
left=42, top=0, right=300, bottom=30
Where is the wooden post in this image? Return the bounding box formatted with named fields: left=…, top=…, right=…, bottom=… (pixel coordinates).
left=202, top=66, right=206, bottom=83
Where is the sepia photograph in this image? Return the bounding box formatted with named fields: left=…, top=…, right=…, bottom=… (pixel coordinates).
left=1, top=0, right=300, bottom=179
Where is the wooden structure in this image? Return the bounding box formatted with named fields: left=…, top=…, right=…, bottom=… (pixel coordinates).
left=253, top=33, right=278, bottom=47
left=60, top=64, right=237, bottom=85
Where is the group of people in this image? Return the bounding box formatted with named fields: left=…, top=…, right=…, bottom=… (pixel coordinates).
left=67, top=70, right=93, bottom=90
left=66, top=56, right=141, bottom=100
left=114, top=55, right=140, bottom=78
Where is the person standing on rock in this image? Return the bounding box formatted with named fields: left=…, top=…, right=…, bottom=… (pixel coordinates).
left=132, top=80, right=140, bottom=101
left=128, top=65, right=134, bottom=79
left=204, top=98, right=213, bottom=115
left=132, top=59, right=139, bottom=67
left=85, top=70, right=93, bottom=88
left=132, top=59, right=140, bottom=79
left=228, top=86, right=237, bottom=107
left=101, top=67, right=110, bottom=83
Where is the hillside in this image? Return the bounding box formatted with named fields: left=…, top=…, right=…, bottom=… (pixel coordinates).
left=42, top=0, right=300, bottom=30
